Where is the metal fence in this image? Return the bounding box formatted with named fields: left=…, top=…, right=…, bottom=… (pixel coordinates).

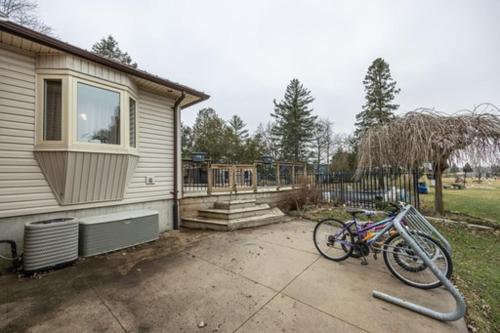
left=183, top=160, right=420, bottom=208
left=315, top=169, right=420, bottom=209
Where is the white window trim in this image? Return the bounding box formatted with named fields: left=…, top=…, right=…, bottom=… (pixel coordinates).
left=35, top=71, right=139, bottom=156
left=35, top=74, right=70, bottom=148
left=128, top=95, right=139, bottom=149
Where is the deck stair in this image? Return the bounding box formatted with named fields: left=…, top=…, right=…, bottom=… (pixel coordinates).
left=182, top=199, right=289, bottom=231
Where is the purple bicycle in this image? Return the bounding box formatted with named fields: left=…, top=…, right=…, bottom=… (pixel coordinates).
left=313, top=203, right=452, bottom=289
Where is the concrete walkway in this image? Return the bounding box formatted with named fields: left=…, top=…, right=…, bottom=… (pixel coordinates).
left=0, top=219, right=467, bottom=333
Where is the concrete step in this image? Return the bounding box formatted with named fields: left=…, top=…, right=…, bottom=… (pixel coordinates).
left=182, top=208, right=290, bottom=231
left=198, top=204, right=272, bottom=220
left=213, top=199, right=257, bottom=210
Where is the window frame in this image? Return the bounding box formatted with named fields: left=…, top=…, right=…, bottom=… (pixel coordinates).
left=35, top=74, right=69, bottom=147
left=35, top=72, right=139, bottom=155
left=70, top=77, right=127, bottom=153
left=128, top=96, right=138, bottom=149
left=74, top=80, right=123, bottom=146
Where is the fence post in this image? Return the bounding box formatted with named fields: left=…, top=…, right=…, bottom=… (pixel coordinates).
left=253, top=163, right=258, bottom=193
left=304, top=163, right=308, bottom=185
left=231, top=165, right=236, bottom=193
left=276, top=161, right=280, bottom=190
left=207, top=163, right=212, bottom=195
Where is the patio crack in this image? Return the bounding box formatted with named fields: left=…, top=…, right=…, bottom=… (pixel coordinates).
left=86, top=280, right=128, bottom=333
left=231, top=254, right=323, bottom=333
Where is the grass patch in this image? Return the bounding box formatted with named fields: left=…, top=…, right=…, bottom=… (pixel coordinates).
left=305, top=207, right=500, bottom=333
left=436, top=222, right=500, bottom=333
left=420, top=178, right=500, bottom=225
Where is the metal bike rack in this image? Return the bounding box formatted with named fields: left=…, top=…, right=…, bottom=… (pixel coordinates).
left=372, top=205, right=466, bottom=321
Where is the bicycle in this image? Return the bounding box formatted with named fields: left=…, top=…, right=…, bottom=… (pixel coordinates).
left=313, top=203, right=453, bottom=290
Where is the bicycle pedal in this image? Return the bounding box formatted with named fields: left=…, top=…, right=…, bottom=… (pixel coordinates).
left=373, top=253, right=378, bottom=260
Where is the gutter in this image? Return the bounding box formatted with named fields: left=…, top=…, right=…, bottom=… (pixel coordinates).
left=172, top=92, right=186, bottom=230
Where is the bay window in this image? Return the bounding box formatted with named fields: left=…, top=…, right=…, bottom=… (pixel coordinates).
left=35, top=73, right=140, bottom=205
left=76, top=83, right=121, bottom=145
left=36, top=74, right=138, bottom=152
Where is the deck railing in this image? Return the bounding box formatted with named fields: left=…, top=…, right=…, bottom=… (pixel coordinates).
left=182, top=160, right=420, bottom=208
left=183, top=160, right=311, bottom=195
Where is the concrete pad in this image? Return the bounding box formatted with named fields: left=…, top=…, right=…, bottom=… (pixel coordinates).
left=234, top=219, right=319, bottom=254
left=237, top=293, right=366, bottom=333
left=90, top=253, right=276, bottom=333
left=283, top=257, right=467, bottom=333
left=0, top=271, right=123, bottom=333
left=185, top=231, right=319, bottom=290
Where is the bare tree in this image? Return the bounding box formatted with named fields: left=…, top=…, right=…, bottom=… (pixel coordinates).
left=0, top=0, right=52, bottom=34
left=310, top=118, right=333, bottom=167
left=357, top=103, right=500, bottom=214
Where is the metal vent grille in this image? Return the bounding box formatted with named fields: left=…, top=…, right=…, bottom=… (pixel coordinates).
left=23, top=218, right=79, bottom=272
left=78, top=210, right=159, bottom=257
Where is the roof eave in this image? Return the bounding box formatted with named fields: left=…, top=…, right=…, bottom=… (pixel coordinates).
left=0, top=20, right=209, bottom=106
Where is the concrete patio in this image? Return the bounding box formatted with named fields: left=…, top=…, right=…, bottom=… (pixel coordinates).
left=0, top=219, right=467, bottom=333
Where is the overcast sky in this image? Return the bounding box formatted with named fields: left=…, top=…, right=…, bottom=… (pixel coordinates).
left=38, top=0, right=500, bottom=134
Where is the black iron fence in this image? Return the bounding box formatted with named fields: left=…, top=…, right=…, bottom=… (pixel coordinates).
left=315, top=169, right=421, bottom=209
left=183, top=160, right=420, bottom=208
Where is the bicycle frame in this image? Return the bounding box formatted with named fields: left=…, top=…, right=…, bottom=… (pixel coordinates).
left=339, top=215, right=396, bottom=246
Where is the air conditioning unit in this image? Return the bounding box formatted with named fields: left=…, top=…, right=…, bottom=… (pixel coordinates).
left=78, top=210, right=159, bottom=257
left=23, top=218, right=79, bottom=273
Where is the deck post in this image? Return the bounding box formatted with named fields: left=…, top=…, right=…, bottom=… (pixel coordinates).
left=207, top=163, right=212, bottom=195
left=253, top=163, right=258, bottom=192
left=231, top=165, right=237, bottom=193
left=276, top=161, right=281, bottom=190
left=304, top=163, right=307, bottom=185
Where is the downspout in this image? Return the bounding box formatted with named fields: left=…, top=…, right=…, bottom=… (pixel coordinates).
left=172, top=92, right=186, bottom=230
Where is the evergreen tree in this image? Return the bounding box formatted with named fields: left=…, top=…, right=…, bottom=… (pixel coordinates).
left=91, top=35, right=138, bottom=68
left=355, top=58, right=400, bottom=137
left=228, top=115, right=249, bottom=141
left=181, top=123, right=194, bottom=158
left=192, top=108, right=227, bottom=162
left=226, top=115, right=249, bottom=162
left=271, top=79, right=317, bottom=162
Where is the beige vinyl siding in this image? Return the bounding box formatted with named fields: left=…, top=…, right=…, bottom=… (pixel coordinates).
left=125, top=90, right=174, bottom=201
left=37, top=54, right=137, bottom=92
left=0, top=47, right=61, bottom=216
left=0, top=46, right=175, bottom=218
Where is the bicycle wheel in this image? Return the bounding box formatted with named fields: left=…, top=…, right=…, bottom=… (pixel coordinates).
left=383, top=232, right=453, bottom=289
left=313, top=218, right=354, bottom=261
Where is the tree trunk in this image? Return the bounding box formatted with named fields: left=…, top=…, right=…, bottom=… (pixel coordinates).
left=434, top=165, right=445, bottom=214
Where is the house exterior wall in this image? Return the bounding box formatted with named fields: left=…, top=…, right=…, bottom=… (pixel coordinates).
left=0, top=45, right=177, bottom=253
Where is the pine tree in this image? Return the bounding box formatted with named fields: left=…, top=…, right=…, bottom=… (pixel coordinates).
left=271, top=79, right=317, bottom=162
left=91, top=35, right=137, bottom=68
left=181, top=123, right=194, bottom=158
left=192, top=108, right=227, bottom=162
left=355, top=58, right=400, bottom=137
left=228, top=115, right=249, bottom=141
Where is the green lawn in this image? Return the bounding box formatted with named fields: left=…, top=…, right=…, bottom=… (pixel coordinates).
left=436, top=223, right=500, bottom=333
left=420, top=178, right=500, bottom=224
left=306, top=206, right=500, bottom=333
